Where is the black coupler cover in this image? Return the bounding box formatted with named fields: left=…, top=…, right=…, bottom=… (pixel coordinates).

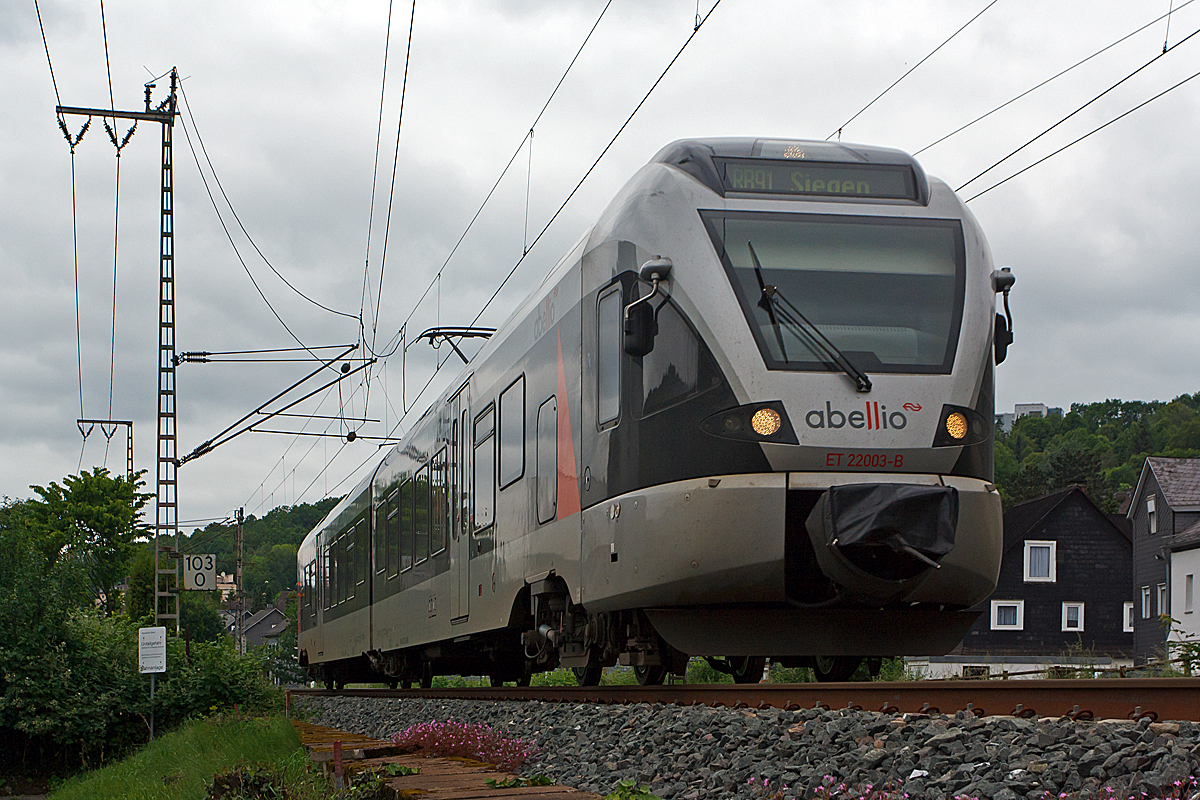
left=805, top=483, right=959, bottom=602
left=825, top=483, right=957, bottom=557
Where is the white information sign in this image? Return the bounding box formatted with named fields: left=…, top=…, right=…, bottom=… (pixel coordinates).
left=183, top=553, right=217, bottom=591
left=139, top=626, right=167, bottom=673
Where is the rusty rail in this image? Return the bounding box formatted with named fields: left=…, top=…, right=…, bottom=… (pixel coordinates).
left=289, top=677, right=1200, bottom=722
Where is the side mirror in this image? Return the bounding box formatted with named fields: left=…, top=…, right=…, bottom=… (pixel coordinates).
left=623, top=257, right=672, bottom=357
left=994, top=313, right=1013, bottom=365
left=624, top=302, right=657, bottom=357
left=991, top=267, right=1015, bottom=365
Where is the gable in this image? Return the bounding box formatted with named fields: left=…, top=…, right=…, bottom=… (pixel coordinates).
left=1131, top=457, right=1200, bottom=515
left=1003, top=487, right=1126, bottom=552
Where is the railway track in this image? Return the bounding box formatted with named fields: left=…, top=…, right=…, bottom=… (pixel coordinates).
left=289, top=676, right=1200, bottom=723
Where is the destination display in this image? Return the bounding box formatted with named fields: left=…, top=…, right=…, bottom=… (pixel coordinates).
left=716, top=158, right=917, bottom=200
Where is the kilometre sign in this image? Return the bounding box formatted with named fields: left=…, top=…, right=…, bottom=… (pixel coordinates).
left=183, top=553, right=216, bottom=591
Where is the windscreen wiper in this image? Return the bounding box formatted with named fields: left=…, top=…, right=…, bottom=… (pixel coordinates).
left=750, top=242, right=789, bottom=361
left=748, top=241, right=872, bottom=393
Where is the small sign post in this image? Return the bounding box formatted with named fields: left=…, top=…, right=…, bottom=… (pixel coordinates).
left=183, top=553, right=217, bottom=591
left=139, top=626, right=167, bottom=740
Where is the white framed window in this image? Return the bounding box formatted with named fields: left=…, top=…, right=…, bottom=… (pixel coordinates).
left=1159, top=583, right=1169, bottom=616
left=1142, top=586, right=1152, bottom=619
left=1061, top=602, right=1085, bottom=632
left=1124, top=601, right=1135, bottom=632
left=1147, top=495, right=1157, bottom=535
left=1187, top=575, right=1194, bottom=615
left=1023, top=540, right=1056, bottom=582
left=991, top=599, right=1024, bottom=630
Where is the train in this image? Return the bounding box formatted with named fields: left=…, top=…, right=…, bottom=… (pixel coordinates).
left=297, top=137, right=1015, bottom=687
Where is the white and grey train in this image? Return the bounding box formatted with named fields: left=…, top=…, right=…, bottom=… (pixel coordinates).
left=297, top=137, right=1016, bottom=687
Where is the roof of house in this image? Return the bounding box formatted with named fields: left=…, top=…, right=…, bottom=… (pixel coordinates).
left=1129, top=457, right=1200, bottom=517
left=1168, top=518, right=1200, bottom=552
left=1002, top=486, right=1129, bottom=551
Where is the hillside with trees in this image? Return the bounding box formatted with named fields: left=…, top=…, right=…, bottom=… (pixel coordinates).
left=994, top=393, right=1200, bottom=511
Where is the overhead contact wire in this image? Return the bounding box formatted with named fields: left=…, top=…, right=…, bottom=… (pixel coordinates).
left=966, top=66, right=1200, bottom=202
left=469, top=0, right=723, bottom=329
left=100, top=0, right=121, bottom=468
left=828, top=0, right=1000, bottom=140
left=371, top=0, right=418, bottom=358
left=915, top=0, right=1198, bottom=156
left=360, top=0, right=398, bottom=361
left=36, top=1, right=86, bottom=429
left=177, top=84, right=357, bottom=324
left=958, top=23, right=1200, bottom=192
left=387, top=0, right=616, bottom=351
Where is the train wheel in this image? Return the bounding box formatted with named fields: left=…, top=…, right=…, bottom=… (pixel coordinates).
left=323, top=677, right=335, bottom=691
left=730, top=657, right=766, bottom=684
left=516, top=673, right=531, bottom=687
left=634, top=664, right=666, bottom=685
left=811, top=655, right=861, bottom=683
left=400, top=679, right=413, bottom=689
left=489, top=675, right=506, bottom=687
left=419, top=661, right=433, bottom=689
left=573, top=665, right=602, bottom=686
left=386, top=679, right=399, bottom=689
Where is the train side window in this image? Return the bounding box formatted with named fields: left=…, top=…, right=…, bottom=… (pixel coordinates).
left=498, top=375, right=525, bottom=488
left=386, top=489, right=400, bottom=578
left=400, top=478, right=414, bottom=572
left=356, top=520, right=368, bottom=589
left=474, top=406, right=496, bottom=530
left=334, top=537, right=342, bottom=604
left=597, top=287, right=622, bottom=427
left=415, top=464, right=430, bottom=564
left=642, top=300, right=720, bottom=416
left=536, top=397, right=557, bottom=524
left=431, top=449, right=447, bottom=555
left=334, top=535, right=345, bottom=604
left=321, top=544, right=329, bottom=610
left=374, top=502, right=385, bottom=576
left=344, top=532, right=355, bottom=602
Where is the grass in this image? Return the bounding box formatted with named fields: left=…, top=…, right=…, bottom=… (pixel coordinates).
left=49, top=713, right=324, bottom=800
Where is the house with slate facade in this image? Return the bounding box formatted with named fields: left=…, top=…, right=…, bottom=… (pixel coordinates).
left=1127, top=457, right=1200, bottom=663
left=909, top=487, right=1133, bottom=678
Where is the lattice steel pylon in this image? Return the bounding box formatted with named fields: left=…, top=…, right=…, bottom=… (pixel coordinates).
left=154, top=69, right=180, bottom=634
left=57, top=68, right=180, bottom=632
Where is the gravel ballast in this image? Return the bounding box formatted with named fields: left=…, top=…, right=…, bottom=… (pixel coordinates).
left=296, top=695, right=1200, bottom=799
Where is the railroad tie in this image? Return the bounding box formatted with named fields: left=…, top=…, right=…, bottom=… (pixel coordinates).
left=292, top=720, right=603, bottom=798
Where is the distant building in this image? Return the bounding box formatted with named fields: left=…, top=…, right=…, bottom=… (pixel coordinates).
left=994, top=403, right=1064, bottom=433
left=216, top=572, right=236, bottom=602
left=1127, top=457, right=1200, bottom=663
left=910, top=487, right=1133, bottom=679
left=223, top=605, right=291, bottom=650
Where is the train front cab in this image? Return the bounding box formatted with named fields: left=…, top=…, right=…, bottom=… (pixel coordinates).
left=572, top=139, right=1006, bottom=679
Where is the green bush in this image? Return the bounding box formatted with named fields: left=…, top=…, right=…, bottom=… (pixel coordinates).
left=0, top=611, right=279, bottom=771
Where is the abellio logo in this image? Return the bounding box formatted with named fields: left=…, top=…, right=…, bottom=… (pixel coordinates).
left=805, top=401, right=912, bottom=431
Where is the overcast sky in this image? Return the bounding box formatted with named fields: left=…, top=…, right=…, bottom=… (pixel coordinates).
left=4, top=0, right=1200, bottom=526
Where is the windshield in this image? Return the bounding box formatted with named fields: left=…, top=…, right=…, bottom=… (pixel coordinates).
left=702, top=211, right=965, bottom=373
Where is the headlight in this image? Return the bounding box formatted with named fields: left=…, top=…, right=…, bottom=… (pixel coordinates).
left=751, top=407, right=782, bottom=436
left=700, top=401, right=798, bottom=444
left=945, top=412, right=968, bottom=440
left=932, top=404, right=989, bottom=447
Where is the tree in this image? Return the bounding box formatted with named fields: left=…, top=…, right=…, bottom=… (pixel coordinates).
left=26, top=468, right=151, bottom=616
left=180, top=592, right=226, bottom=643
